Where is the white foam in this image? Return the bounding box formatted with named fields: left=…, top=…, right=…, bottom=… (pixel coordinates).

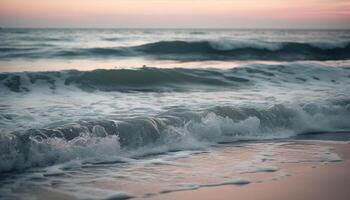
left=0, top=134, right=121, bottom=172
left=319, top=152, right=342, bottom=162
left=310, top=41, right=349, bottom=49
left=160, top=178, right=251, bottom=194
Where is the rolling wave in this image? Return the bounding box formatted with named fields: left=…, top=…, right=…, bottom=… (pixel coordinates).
left=0, top=67, right=244, bottom=92
left=1, top=40, right=350, bottom=61
left=1, top=63, right=349, bottom=93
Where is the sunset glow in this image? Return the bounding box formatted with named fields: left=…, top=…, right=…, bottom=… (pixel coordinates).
left=1, top=0, right=349, bottom=28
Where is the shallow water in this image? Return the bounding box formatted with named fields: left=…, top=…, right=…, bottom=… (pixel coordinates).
left=0, top=29, right=350, bottom=199
left=0, top=137, right=347, bottom=200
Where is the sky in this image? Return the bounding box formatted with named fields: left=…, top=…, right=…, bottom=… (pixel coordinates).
left=0, top=0, right=349, bottom=29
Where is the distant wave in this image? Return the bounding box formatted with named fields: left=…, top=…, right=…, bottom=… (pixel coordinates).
left=0, top=47, right=39, bottom=52
left=1, top=40, right=350, bottom=61
left=133, top=40, right=350, bottom=61
left=12, top=36, right=73, bottom=42
left=1, top=63, right=349, bottom=93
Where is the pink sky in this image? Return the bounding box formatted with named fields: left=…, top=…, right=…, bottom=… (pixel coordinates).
left=0, top=0, right=349, bottom=28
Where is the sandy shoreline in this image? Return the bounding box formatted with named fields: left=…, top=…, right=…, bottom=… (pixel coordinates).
left=148, top=142, right=350, bottom=200
left=2, top=139, right=349, bottom=200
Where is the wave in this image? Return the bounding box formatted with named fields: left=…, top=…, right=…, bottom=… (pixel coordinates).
left=1, top=40, right=350, bottom=61
left=133, top=40, right=350, bottom=61
left=1, top=63, right=349, bottom=93
left=1, top=101, right=350, bottom=173
left=0, top=67, right=243, bottom=93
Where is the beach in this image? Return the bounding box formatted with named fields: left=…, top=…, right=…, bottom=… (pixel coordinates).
left=150, top=141, right=350, bottom=200
left=0, top=29, right=350, bottom=200
left=1, top=134, right=349, bottom=199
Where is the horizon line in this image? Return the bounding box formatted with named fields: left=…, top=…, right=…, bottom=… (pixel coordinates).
left=1, top=27, right=350, bottom=30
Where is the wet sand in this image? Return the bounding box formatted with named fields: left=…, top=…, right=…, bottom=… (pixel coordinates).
left=149, top=142, right=350, bottom=200
left=4, top=140, right=350, bottom=200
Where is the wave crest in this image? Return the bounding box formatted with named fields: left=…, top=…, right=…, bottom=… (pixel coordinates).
left=1, top=102, right=349, bottom=173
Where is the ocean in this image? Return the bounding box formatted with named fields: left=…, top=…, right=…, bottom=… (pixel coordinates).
left=0, top=29, right=350, bottom=199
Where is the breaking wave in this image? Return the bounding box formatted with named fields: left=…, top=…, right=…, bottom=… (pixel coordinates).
left=1, top=63, right=349, bottom=173
left=1, top=101, right=350, bottom=173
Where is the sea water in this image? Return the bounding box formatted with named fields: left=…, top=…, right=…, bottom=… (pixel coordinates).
left=0, top=29, right=350, bottom=199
